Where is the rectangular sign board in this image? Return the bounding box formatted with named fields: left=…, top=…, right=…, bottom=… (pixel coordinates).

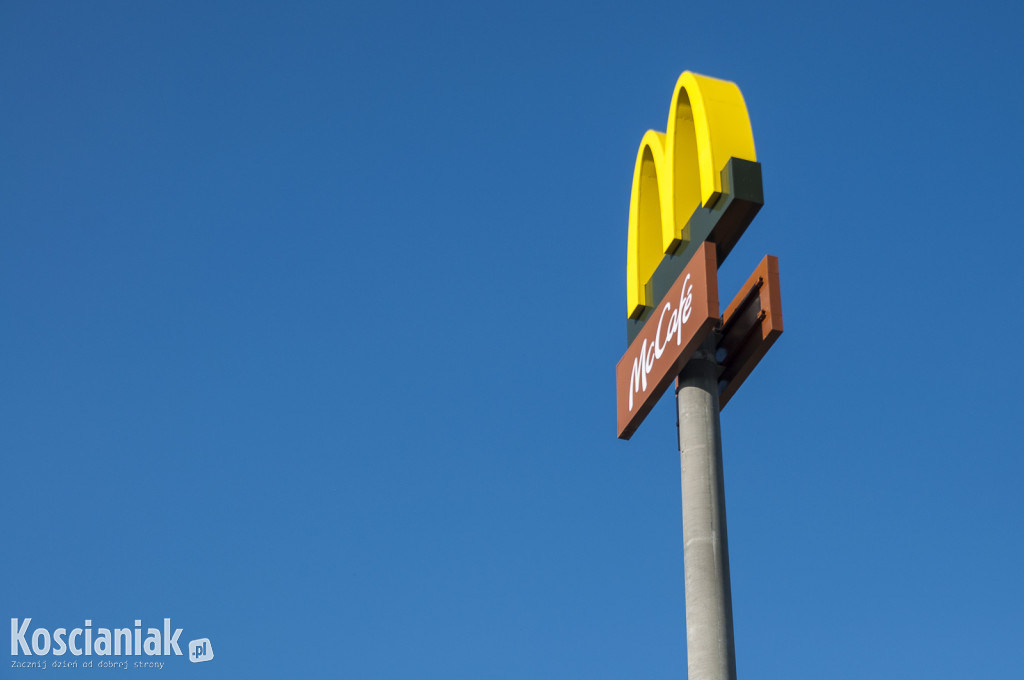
left=715, top=254, right=783, bottom=409
left=616, top=242, right=720, bottom=440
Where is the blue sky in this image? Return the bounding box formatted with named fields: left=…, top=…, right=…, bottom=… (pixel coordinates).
left=2, top=1, right=1023, bottom=678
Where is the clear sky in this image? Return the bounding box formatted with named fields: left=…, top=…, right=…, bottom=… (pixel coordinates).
left=3, top=1, right=1023, bottom=678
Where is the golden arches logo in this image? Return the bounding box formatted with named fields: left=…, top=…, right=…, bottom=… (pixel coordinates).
left=626, top=72, right=757, bottom=321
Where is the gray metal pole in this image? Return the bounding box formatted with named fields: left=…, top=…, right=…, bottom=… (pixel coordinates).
left=676, top=335, right=736, bottom=680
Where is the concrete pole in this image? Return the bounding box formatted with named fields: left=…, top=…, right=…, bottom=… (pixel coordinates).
left=676, top=335, right=736, bottom=680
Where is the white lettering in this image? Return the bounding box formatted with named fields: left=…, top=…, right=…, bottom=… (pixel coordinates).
left=680, top=274, right=693, bottom=328
left=94, top=628, right=111, bottom=656
left=31, top=628, right=50, bottom=656
left=7, top=620, right=186, bottom=658
left=627, top=272, right=701, bottom=413
left=144, top=629, right=160, bottom=656
left=653, top=302, right=672, bottom=359
left=628, top=338, right=650, bottom=412
left=11, top=618, right=30, bottom=656
left=163, top=619, right=182, bottom=656
left=53, top=629, right=67, bottom=656
left=113, top=629, right=131, bottom=656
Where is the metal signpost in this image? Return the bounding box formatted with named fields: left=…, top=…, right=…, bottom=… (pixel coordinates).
left=615, top=72, right=784, bottom=680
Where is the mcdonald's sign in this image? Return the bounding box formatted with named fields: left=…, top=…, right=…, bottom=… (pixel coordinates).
left=613, top=73, right=785, bottom=678
left=617, top=72, right=780, bottom=439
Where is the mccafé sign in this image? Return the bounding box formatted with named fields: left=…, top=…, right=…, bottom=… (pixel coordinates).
left=616, top=243, right=718, bottom=439
left=616, top=71, right=780, bottom=439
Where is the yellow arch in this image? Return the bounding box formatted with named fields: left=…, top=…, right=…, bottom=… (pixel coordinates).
left=626, top=72, right=757, bottom=319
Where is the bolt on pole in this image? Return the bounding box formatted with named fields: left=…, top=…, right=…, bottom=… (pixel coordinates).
left=676, top=334, right=737, bottom=680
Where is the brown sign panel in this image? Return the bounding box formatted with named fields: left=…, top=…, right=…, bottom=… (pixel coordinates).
left=716, top=254, right=783, bottom=409
left=616, top=242, right=720, bottom=440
